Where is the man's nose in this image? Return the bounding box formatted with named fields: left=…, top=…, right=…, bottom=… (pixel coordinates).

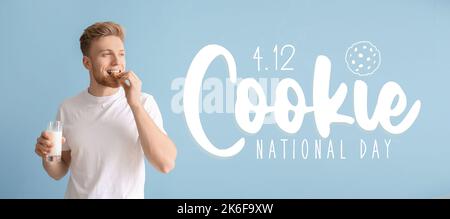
left=111, top=54, right=122, bottom=65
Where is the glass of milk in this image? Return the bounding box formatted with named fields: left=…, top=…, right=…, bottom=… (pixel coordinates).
left=46, top=121, right=63, bottom=162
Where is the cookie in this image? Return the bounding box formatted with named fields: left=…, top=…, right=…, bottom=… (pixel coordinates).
left=345, top=41, right=381, bottom=76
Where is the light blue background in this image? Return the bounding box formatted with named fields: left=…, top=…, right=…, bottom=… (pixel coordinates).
left=1, top=0, right=449, bottom=198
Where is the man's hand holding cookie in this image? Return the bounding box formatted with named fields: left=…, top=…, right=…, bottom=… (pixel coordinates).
left=113, top=71, right=142, bottom=108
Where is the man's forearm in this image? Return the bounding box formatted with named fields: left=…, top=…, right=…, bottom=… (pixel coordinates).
left=131, top=104, right=177, bottom=173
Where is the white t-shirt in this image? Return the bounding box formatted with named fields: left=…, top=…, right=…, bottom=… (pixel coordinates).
left=56, top=88, right=166, bottom=199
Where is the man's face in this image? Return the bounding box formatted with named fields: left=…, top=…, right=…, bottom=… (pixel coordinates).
left=83, top=36, right=126, bottom=88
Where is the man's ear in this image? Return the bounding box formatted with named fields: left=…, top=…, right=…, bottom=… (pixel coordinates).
left=82, top=56, right=91, bottom=70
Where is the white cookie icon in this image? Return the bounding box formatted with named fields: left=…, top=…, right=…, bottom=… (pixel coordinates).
left=345, top=41, right=381, bottom=76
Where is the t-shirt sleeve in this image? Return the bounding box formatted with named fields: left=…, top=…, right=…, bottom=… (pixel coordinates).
left=141, top=94, right=167, bottom=135
left=56, top=105, right=70, bottom=151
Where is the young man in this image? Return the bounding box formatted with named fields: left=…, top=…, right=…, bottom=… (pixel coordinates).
left=34, top=22, right=177, bottom=198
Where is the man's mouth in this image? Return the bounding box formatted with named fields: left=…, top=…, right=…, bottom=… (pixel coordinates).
left=106, top=69, right=122, bottom=75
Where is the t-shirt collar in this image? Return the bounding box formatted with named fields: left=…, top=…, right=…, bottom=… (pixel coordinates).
left=83, top=87, right=124, bottom=104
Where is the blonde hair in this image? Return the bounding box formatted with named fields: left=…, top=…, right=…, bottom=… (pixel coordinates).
left=79, top=21, right=125, bottom=56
